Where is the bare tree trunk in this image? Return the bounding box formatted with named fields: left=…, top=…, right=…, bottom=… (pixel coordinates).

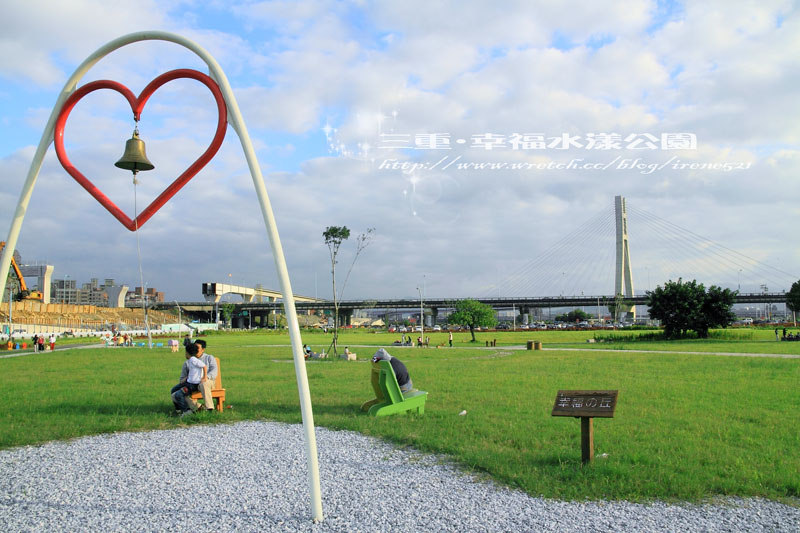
left=330, top=253, right=339, bottom=356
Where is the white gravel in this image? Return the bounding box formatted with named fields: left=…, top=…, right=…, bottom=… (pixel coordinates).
left=1, top=421, right=797, bottom=532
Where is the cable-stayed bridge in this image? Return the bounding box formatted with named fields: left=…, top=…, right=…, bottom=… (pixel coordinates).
left=481, top=196, right=797, bottom=311
left=155, top=196, right=797, bottom=325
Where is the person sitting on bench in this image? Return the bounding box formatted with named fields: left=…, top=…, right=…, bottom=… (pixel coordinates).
left=342, top=346, right=357, bottom=361
left=303, top=344, right=326, bottom=359
left=170, top=343, right=207, bottom=416
left=371, top=348, right=413, bottom=392
left=193, top=339, right=218, bottom=411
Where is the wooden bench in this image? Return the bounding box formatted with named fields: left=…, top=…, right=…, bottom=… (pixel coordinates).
left=190, top=357, right=226, bottom=412
left=360, top=359, right=427, bottom=416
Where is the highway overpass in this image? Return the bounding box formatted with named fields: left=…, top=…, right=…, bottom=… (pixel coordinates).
left=151, top=292, right=789, bottom=327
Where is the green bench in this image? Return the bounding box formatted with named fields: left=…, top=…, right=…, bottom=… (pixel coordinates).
left=360, top=359, right=427, bottom=416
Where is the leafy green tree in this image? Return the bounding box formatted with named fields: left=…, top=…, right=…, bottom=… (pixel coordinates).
left=556, top=309, right=592, bottom=323
left=220, top=303, right=236, bottom=327
left=786, top=280, right=800, bottom=324
left=647, top=279, right=736, bottom=338
left=450, top=299, right=497, bottom=342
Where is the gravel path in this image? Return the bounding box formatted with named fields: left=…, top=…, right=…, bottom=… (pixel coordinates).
left=1, top=421, right=797, bottom=532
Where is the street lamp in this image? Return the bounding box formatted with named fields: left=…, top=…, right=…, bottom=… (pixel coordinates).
left=597, top=296, right=601, bottom=323
left=174, top=300, right=182, bottom=334
left=416, top=285, right=423, bottom=343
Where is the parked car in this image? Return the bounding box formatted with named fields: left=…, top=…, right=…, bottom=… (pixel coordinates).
left=432, top=325, right=442, bottom=331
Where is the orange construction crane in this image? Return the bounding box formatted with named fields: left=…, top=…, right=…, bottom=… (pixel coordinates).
left=0, top=241, right=43, bottom=301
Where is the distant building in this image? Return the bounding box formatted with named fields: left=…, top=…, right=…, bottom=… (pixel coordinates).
left=51, top=278, right=79, bottom=305
left=126, top=286, right=165, bottom=307
left=50, top=278, right=136, bottom=308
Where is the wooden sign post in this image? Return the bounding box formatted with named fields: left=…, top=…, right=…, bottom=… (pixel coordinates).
left=551, top=390, right=618, bottom=465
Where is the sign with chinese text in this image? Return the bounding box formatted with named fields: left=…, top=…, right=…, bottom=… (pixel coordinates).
left=551, top=390, right=618, bottom=418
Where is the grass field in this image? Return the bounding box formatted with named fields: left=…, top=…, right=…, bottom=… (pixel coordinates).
left=2, top=331, right=798, bottom=504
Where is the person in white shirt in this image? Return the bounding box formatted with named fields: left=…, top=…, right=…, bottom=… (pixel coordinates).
left=170, top=343, right=207, bottom=416
left=342, top=346, right=357, bottom=361
left=192, top=339, right=218, bottom=411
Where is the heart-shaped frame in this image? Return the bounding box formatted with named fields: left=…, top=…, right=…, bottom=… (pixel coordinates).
left=54, top=69, right=227, bottom=231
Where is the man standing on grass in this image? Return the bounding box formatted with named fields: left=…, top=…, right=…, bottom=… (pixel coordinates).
left=193, top=339, right=218, bottom=411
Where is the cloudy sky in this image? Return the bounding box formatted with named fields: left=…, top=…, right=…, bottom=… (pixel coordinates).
left=1, top=0, right=798, bottom=302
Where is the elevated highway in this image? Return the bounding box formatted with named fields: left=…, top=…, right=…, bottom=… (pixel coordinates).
left=201, top=282, right=321, bottom=303
left=151, top=292, right=788, bottom=327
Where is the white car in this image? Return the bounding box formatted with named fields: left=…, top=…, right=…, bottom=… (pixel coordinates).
left=433, top=325, right=441, bottom=331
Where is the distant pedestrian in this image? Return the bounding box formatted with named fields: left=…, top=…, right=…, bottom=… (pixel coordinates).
left=32, top=334, right=39, bottom=352
left=49, top=334, right=56, bottom=351
left=448, top=331, right=453, bottom=347
left=37, top=335, right=45, bottom=352
left=775, top=328, right=779, bottom=341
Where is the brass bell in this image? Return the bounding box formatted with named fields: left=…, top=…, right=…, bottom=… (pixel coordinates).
left=115, top=130, right=154, bottom=172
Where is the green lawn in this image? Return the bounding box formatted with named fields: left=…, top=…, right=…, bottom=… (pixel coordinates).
left=1, top=333, right=798, bottom=503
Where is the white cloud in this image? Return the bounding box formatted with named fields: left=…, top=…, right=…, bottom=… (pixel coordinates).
left=1, top=1, right=799, bottom=302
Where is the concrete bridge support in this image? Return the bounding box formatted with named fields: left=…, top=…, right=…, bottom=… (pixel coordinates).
left=105, top=285, right=128, bottom=308
left=340, top=309, right=353, bottom=327
left=18, top=264, right=54, bottom=303
left=614, top=195, right=636, bottom=320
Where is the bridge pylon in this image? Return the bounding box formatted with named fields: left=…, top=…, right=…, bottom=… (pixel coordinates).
left=614, top=196, right=636, bottom=320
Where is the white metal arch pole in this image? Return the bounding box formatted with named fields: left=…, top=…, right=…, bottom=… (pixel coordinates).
left=0, top=30, right=323, bottom=522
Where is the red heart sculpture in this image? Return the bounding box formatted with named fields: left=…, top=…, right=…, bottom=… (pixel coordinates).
left=54, top=69, right=227, bottom=231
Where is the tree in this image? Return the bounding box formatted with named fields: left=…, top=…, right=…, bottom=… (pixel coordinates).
left=323, top=225, right=374, bottom=355
left=604, top=293, right=630, bottom=323
left=556, top=309, right=592, bottom=323
left=220, top=303, right=236, bottom=327
left=449, top=299, right=497, bottom=342
left=647, top=279, right=736, bottom=339
left=786, top=280, right=800, bottom=325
